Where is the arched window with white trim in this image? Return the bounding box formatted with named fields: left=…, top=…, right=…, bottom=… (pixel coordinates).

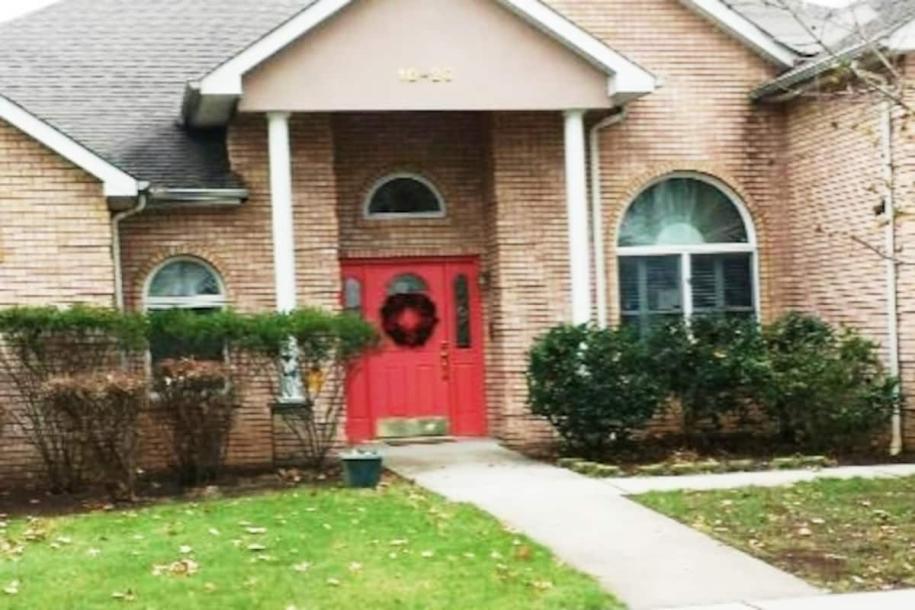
left=145, top=257, right=227, bottom=361
left=617, top=174, right=758, bottom=333
left=364, top=173, right=445, bottom=219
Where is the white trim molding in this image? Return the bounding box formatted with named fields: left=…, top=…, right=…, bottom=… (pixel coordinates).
left=267, top=112, right=298, bottom=314
left=187, top=0, right=655, bottom=125
left=678, top=0, right=798, bottom=68
left=143, top=255, right=228, bottom=311
left=363, top=172, right=447, bottom=220
left=564, top=109, right=592, bottom=325
left=0, top=94, right=140, bottom=198
left=496, top=0, right=656, bottom=101
left=616, top=172, right=762, bottom=323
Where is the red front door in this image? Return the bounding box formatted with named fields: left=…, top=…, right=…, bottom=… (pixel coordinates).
left=342, top=258, right=487, bottom=442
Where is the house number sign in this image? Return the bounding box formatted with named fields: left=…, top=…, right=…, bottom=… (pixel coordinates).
left=398, top=67, right=454, bottom=83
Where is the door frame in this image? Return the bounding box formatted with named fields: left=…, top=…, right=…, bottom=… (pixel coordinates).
left=340, top=255, right=488, bottom=441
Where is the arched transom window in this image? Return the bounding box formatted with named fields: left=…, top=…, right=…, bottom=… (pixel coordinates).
left=145, top=257, right=227, bottom=362
left=618, top=174, right=758, bottom=332
left=146, top=258, right=227, bottom=311
left=365, top=173, right=445, bottom=219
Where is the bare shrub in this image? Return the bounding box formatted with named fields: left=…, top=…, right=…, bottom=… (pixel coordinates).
left=153, top=358, right=237, bottom=486
left=41, top=372, right=147, bottom=500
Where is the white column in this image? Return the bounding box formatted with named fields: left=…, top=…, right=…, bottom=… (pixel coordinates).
left=564, top=110, right=592, bottom=325
left=267, top=112, right=303, bottom=402
left=268, top=112, right=297, bottom=313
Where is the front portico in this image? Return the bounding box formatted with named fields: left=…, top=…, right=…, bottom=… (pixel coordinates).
left=187, top=0, right=655, bottom=442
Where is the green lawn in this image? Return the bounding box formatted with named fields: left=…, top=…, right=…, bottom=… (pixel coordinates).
left=637, top=476, right=915, bottom=592
left=0, top=482, right=618, bottom=610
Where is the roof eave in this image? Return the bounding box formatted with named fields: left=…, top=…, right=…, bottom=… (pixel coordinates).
left=0, top=94, right=142, bottom=197
left=751, top=16, right=915, bottom=103
left=148, top=187, right=249, bottom=208
left=678, top=0, right=798, bottom=68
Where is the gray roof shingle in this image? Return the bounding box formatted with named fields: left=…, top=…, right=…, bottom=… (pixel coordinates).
left=0, top=0, right=313, bottom=189
left=724, top=0, right=915, bottom=56
left=1, top=0, right=914, bottom=189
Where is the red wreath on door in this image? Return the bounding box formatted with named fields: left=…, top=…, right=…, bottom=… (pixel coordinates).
left=381, top=293, right=439, bottom=348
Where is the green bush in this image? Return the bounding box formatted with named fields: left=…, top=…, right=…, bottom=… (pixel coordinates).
left=0, top=306, right=147, bottom=493
left=148, top=308, right=378, bottom=469
left=527, top=312, right=896, bottom=457
left=230, top=309, right=379, bottom=469
left=758, top=312, right=898, bottom=451
left=645, top=316, right=766, bottom=437
left=527, top=324, right=665, bottom=458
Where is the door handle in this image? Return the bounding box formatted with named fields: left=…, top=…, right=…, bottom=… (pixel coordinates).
left=440, top=341, right=451, bottom=382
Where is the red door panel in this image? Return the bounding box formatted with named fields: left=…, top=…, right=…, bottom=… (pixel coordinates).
left=342, top=258, right=487, bottom=442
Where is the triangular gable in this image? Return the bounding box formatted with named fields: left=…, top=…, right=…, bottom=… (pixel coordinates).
left=185, top=0, right=655, bottom=125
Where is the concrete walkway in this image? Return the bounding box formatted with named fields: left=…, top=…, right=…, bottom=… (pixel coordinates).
left=668, top=589, right=915, bottom=610
left=603, top=463, right=915, bottom=495
left=383, top=440, right=820, bottom=610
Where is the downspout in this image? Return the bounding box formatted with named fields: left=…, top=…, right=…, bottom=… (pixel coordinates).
left=589, top=108, right=627, bottom=328
left=881, top=101, right=903, bottom=456
left=112, top=190, right=149, bottom=311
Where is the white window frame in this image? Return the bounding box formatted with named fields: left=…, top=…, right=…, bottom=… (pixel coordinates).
left=363, top=172, right=447, bottom=220
left=143, top=256, right=228, bottom=312
left=616, top=172, right=761, bottom=323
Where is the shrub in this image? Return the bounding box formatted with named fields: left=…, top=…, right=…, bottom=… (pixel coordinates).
left=153, top=358, right=238, bottom=486
left=645, top=316, right=766, bottom=438
left=41, top=372, right=147, bottom=500
left=232, top=309, right=379, bottom=469
left=0, top=306, right=147, bottom=493
left=759, top=312, right=898, bottom=451
left=527, top=325, right=665, bottom=458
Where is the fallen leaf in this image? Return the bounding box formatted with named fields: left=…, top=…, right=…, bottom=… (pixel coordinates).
left=111, top=590, right=136, bottom=602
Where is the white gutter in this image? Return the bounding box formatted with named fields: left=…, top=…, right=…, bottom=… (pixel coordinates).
left=112, top=192, right=149, bottom=311
left=881, top=101, right=903, bottom=456
left=589, top=109, right=627, bottom=328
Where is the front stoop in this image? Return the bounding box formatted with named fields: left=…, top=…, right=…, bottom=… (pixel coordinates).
left=383, top=440, right=819, bottom=610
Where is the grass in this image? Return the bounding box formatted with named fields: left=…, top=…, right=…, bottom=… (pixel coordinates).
left=636, top=476, right=915, bottom=593
left=0, top=481, right=619, bottom=610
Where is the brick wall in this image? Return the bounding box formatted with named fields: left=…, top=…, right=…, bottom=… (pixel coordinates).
left=120, top=114, right=340, bottom=469
left=0, top=118, right=115, bottom=486
left=333, top=112, right=488, bottom=260
left=781, top=93, right=887, bottom=339
left=487, top=0, right=791, bottom=446
left=486, top=112, right=570, bottom=446
left=4, top=0, right=911, bottom=479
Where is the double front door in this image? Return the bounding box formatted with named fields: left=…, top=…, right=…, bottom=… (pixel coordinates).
left=342, top=258, right=486, bottom=442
